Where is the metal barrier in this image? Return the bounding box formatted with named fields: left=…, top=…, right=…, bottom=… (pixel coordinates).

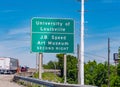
left=13, top=75, right=97, bottom=87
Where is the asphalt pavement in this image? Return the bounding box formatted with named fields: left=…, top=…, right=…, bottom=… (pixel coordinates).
left=0, top=74, right=24, bottom=87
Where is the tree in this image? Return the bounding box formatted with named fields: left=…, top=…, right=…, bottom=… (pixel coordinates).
left=118, top=47, right=120, bottom=58
left=56, top=54, right=78, bottom=84
left=94, top=63, right=108, bottom=86
left=117, top=61, right=120, bottom=76
left=43, top=61, right=58, bottom=69
left=56, top=54, right=64, bottom=77
left=67, top=55, right=78, bottom=83
left=117, top=47, right=120, bottom=76
left=84, top=60, right=97, bottom=85
left=84, top=61, right=108, bottom=86
left=110, top=76, right=120, bottom=87
left=43, top=54, right=119, bottom=86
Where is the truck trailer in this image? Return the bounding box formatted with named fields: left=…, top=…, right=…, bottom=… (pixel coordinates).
left=0, top=57, right=19, bottom=74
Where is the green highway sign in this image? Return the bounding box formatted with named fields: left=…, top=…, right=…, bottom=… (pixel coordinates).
left=32, top=18, right=74, bottom=33
left=31, top=18, right=74, bottom=53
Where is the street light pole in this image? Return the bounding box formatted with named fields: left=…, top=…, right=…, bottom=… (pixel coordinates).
left=77, top=0, right=85, bottom=85
left=79, top=0, right=85, bottom=85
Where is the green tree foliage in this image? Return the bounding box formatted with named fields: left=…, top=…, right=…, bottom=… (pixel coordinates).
left=56, top=54, right=78, bottom=84
left=117, top=47, right=120, bottom=76
left=85, top=61, right=108, bottom=86
left=56, top=54, right=64, bottom=76
left=94, top=63, right=108, bottom=86
left=43, top=52, right=120, bottom=86
left=117, top=61, right=120, bottom=76
left=118, top=47, right=120, bottom=58
left=67, top=55, right=78, bottom=83
left=84, top=60, right=97, bottom=85
left=110, top=76, right=120, bottom=87
left=43, top=61, right=58, bottom=69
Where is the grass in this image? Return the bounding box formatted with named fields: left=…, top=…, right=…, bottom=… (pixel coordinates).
left=33, top=72, right=63, bottom=83
left=16, top=72, right=63, bottom=87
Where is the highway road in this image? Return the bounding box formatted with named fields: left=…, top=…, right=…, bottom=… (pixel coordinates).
left=0, top=74, right=24, bottom=87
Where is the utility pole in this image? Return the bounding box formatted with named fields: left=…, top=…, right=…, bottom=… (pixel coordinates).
left=77, top=0, right=85, bottom=85
left=108, top=38, right=110, bottom=87
left=77, top=44, right=80, bottom=84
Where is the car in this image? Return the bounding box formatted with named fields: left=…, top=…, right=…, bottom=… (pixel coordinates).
left=21, top=67, right=27, bottom=72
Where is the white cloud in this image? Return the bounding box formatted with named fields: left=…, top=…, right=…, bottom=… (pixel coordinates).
left=85, top=43, right=107, bottom=52
left=0, top=10, right=16, bottom=13
left=85, top=33, right=108, bottom=38
left=84, top=36, right=119, bottom=64
left=1, top=25, right=119, bottom=67
left=0, top=27, right=36, bottom=67
left=85, top=26, right=120, bottom=39
left=0, top=27, right=58, bottom=67
left=84, top=26, right=120, bottom=63
left=8, top=27, right=30, bottom=35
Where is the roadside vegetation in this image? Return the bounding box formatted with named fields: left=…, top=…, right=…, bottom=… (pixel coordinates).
left=18, top=47, right=120, bottom=87
left=33, top=72, right=62, bottom=83
left=41, top=47, right=120, bottom=87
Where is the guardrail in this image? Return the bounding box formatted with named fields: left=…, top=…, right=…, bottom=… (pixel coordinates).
left=13, top=75, right=97, bottom=87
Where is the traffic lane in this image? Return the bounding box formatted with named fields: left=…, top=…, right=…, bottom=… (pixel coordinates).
left=0, top=75, right=24, bottom=87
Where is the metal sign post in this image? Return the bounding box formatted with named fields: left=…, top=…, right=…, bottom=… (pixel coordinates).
left=64, top=54, right=67, bottom=84
left=36, top=53, right=39, bottom=72
left=39, top=53, right=42, bottom=80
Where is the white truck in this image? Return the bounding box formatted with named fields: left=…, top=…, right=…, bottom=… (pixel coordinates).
left=0, top=57, right=19, bottom=74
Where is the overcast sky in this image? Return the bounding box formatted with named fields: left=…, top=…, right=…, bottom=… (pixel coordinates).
left=0, top=0, right=120, bottom=67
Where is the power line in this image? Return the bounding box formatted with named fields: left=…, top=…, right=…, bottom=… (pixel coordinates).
left=84, top=54, right=106, bottom=62
left=76, top=50, right=107, bottom=61
left=84, top=52, right=107, bottom=59
left=110, top=38, right=120, bottom=45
